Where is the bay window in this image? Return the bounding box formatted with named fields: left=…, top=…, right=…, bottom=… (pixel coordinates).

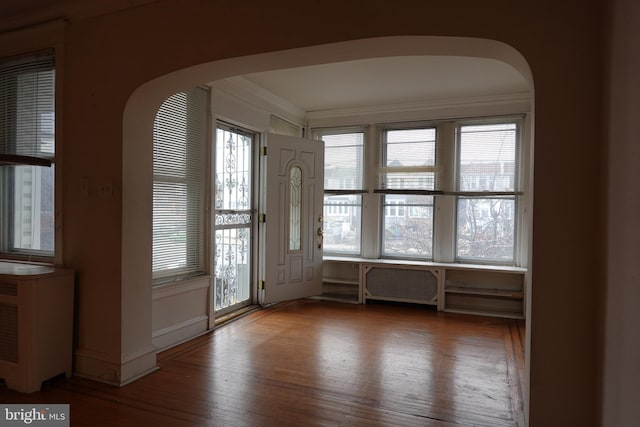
left=314, top=116, right=524, bottom=267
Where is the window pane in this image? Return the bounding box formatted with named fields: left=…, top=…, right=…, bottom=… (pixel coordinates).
left=381, top=128, right=436, bottom=190
left=459, top=123, right=517, bottom=191
left=153, top=93, right=188, bottom=178
left=321, top=132, right=363, bottom=190
left=215, top=128, right=252, bottom=210
left=15, top=69, right=55, bottom=157
left=323, top=194, right=361, bottom=254
left=385, top=128, right=436, bottom=167
left=10, top=165, right=54, bottom=252
left=215, top=227, right=251, bottom=310
left=456, top=197, right=515, bottom=261
left=153, top=181, right=188, bottom=271
left=382, top=195, right=433, bottom=258
left=0, top=53, right=56, bottom=161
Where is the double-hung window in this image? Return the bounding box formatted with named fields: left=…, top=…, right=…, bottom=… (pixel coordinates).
left=379, top=127, right=436, bottom=259
left=0, top=52, right=56, bottom=259
left=314, top=117, right=524, bottom=266
left=314, top=128, right=364, bottom=255
left=455, top=121, right=520, bottom=263
left=152, top=87, right=208, bottom=281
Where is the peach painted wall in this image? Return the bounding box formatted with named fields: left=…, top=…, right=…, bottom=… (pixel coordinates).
left=1, top=0, right=607, bottom=425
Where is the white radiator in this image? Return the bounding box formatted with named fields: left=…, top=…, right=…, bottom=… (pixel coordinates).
left=0, top=266, right=74, bottom=393
left=363, top=265, right=439, bottom=305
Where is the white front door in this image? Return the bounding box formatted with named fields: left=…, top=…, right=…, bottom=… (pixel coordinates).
left=261, top=134, right=324, bottom=304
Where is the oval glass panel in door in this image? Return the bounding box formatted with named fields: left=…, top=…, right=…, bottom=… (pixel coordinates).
left=289, top=165, right=302, bottom=251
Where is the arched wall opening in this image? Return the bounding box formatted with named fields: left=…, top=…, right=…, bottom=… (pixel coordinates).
left=121, top=34, right=535, bottom=414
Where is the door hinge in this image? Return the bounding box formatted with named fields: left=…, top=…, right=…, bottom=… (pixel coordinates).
left=261, top=146, right=267, bottom=156
left=258, top=280, right=265, bottom=290
left=259, top=213, right=266, bottom=223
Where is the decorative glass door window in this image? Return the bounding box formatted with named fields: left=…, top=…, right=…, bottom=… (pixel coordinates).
left=214, top=125, right=254, bottom=313
left=289, top=166, right=302, bottom=251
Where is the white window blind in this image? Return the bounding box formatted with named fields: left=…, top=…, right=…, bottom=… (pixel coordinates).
left=153, top=87, right=208, bottom=280
left=458, top=123, right=517, bottom=193
left=319, top=130, right=364, bottom=191
left=0, top=52, right=55, bottom=166
left=378, top=127, right=437, bottom=192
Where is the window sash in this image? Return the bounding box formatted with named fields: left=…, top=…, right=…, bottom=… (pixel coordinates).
left=313, top=128, right=364, bottom=191
left=381, top=194, right=434, bottom=259
left=455, top=196, right=517, bottom=263
left=323, top=194, right=362, bottom=255
left=378, top=126, right=437, bottom=191
left=0, top=52, right=55, bottom=166
left=456, top=121, right=520, bottom=194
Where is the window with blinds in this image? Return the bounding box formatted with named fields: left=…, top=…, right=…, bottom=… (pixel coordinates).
left=314, top=128, right=364, bottom=255
left=379, top=127, right=437, bottom=192
left=380, top=127, right=436, bottom=259
left=455, top=122, right=520, bottom=262
left=0, top=51, right=56, bottom=258
left=152, top=87, right=208, bottom=280
left=0, top=52, right=55, bottom=166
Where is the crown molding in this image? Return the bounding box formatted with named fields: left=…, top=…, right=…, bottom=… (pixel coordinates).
left=209, top=76, right=307, bottom=124
left=306, top=92, right=531, bottom=121
left=209, top=74, right=530, bottom=129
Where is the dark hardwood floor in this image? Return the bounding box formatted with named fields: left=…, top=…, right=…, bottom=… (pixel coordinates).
left=0, top=299, right=526, bottom=426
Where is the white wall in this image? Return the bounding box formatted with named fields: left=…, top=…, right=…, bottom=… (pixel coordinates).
left=152, top=276, right=211, bottom=349
left=603, top=0, right=640, bottom=424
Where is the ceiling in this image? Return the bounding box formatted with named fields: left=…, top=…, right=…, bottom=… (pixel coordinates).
left=240, top=55, right=530, bottom=113
left=0, top=0, right=161, bottom=31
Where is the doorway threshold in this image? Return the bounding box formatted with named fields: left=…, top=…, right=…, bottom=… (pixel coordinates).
left=214, top=305, right=262, bottom=328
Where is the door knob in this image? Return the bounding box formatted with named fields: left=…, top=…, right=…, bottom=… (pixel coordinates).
left=317, top=227, right=323, bottom=249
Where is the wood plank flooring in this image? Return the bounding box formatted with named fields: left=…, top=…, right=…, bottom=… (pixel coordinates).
left=0, top=299, right=525, bottom=426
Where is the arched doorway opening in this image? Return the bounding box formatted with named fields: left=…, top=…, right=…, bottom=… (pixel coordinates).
left=122, top=34, right=534, bottom=418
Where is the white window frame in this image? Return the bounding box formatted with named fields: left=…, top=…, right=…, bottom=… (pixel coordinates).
left=378, top=124, right=438, bottom=260
left=453, top=118, right=522, bottom=265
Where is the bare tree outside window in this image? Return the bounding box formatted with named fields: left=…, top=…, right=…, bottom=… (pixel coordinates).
left=456, top=123, right=518, bottom=263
